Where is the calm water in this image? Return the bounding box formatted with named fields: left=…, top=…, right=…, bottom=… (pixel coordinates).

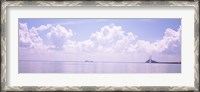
left=19, top=60, right=181, bottom=73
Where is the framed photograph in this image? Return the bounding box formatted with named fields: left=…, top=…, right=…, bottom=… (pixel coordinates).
left=1, top=0, right=199, bottom=91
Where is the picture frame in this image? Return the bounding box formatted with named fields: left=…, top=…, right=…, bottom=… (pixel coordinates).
left=1, top=0, right=199, bottom=91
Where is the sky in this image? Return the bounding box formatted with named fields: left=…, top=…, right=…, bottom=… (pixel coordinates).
left=18, top=18, right=181, bottom=62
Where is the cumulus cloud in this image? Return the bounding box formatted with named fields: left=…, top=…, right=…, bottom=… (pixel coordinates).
left=19, top=23, right=48, bottom=50
left=62, top=39, right=95, bottom=53
left=46, top=24, right=73, bottom=50
left=19, top=22, right=181, bottom=61
left=90, top=24, right=124, bottom=43
left=19, top=23, right=32, bottom=47
left=37, top=24, right=52, bottom=31
left=19, top=23, right=74, bottom=50
left=127, top=26, right=181, bottom=55
left=61, top=24, right=181, bottom=56
left=90, top=24, right=137, bottom=53
left=19, top=23, right=181, bottom=55
left=60, top=24, right=138, bottom=53
left=78, top=39, right=94, bottom=52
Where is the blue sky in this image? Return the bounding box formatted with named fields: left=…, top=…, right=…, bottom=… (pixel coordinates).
left=18, top=18, right=181, bottom=62
left=19, top=18, right=180, bottom=42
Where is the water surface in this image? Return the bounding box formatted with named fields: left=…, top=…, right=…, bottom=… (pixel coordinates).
left=19, top=60, right=181, bottom=73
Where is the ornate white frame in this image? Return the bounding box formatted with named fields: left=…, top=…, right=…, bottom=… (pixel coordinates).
left=1, top=1, right=199, bottom=91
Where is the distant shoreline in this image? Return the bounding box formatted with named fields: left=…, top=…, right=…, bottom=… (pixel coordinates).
left=19, top=60, right=181, bottom=64
left=153, top=62, right=181, bottom=64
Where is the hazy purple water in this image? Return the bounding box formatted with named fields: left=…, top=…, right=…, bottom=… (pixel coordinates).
left=19, top=60, right=181, bottom=73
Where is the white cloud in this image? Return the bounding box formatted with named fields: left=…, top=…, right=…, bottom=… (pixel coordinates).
left=19, top=23, right=51, bottom=48
left=19, top=33, right=32, bottom=47
left=19, top=23, right=181, bottom=62
left=19, top=23, right=73, bottom=50
left=61, top=24, right=138, bottom=53
left=19, top=22, right=28, bottom=31
left=113, top=32, right=137, bottom=52
left=19, top=23, right=32, bottom=47
left=46, top=24, right=73, bottom=50
left=19, top=23, right=48, bottom=50
left=90, top=24, right=124, bottom=44
left=90, top=24, right=137, bottom=53
left=37, top=24, right=52, bottom=31
left=62, top=39, right=95, bottom=53
left=61, top=24, right=179, bottom=56
left=127, top=26, right=181, bottom=55
left=46, top=25, right=73, bottom=39
left=78, top=39, right=94, bottom=52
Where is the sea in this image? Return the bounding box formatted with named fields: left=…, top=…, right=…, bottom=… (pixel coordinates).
left=19, top=60, right=181, bottom=73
